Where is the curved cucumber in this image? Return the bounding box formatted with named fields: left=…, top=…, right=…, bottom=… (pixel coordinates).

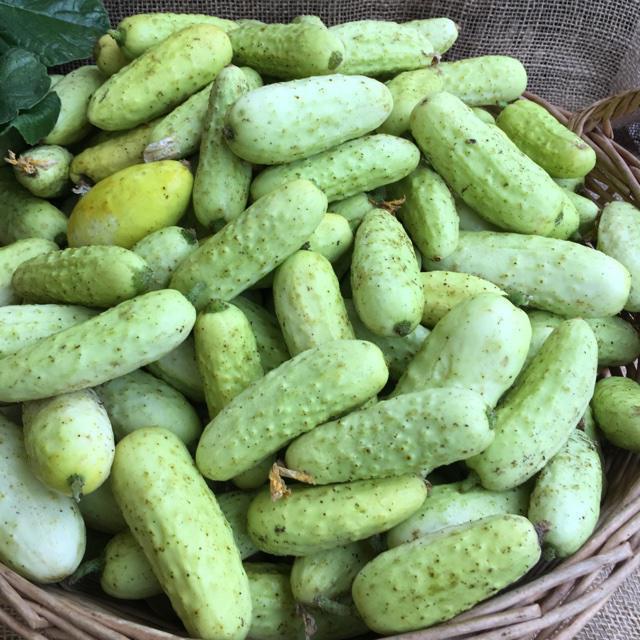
left=307, top=213, right=353, bottom=263
left=592, top=377, right=640, bottom=452
left=78, top=479, right=126, bottom=535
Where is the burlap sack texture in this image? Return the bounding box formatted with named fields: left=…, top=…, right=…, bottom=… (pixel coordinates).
left=2, top=1, right=640, bottom=638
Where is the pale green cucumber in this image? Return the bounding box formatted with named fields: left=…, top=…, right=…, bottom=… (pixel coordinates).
left=12, top=145, right=72, bottom=198
left=405, top=18, right=459, bottom=55
left=581, top=405, right=599, bottom=443
left=78, top=479, right=126, bottom=534
left=94, top=34, right=129, bottom=77
left=468, top=319, right=598, bottom=490
left=456, top=199, right=500, bottom=232
left=592, top=377, right=640, bottom=452
left=232, top=454, right=276, bottom=490
left=472, top=107, right=496, bottom=124
left=329, top=193, right=375, bottom=231
left=217, top=490, right=259, bottom=559
left=547, top=194, right=580, bottom=240
left=555, top=177, right=584, bottom=191
left=239, top=66, right=264, bottom=90
left=196, top=340, right=388, bottom=480
left=307, top=213, right=353, bottom=263
left=564, top=189, right=599, bottom=237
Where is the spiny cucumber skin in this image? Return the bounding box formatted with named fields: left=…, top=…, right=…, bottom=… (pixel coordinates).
left=89, top=25, right=232, bottom=131
left=94, top=34, right=128, bottom=77
left=329, top=193, right=376, bottom=231
left=250, top=134, right=420, bottom=202
left=528, top=430, right=602, bottom=559
left=132, top=226, right=198, bottom=290
left=112, top=429, right=251, bottom=640
left=0, top=238, right=58, bottom=306
left=386, top=480, right=530, bottom=548
left=428, top=231, right=631, bottom=318
left=78, top=479, right=126, bottom=534
left=225, top=74, right=393, bottom=165
left=496, top=99, right=596, bottom=178
left=196, top=340, right=388, bottom=481
left=352, top=514, right=540, bottom=634
left=193, top=66, right=252, bottom=227
left=96, top=369, right=201, bottom=446
left=411, top=92, right=564, bottom=236
left=229, top=22, right=345, bottom=79
left=247, top=475, right=427, bottom=556
left=329, top=21, right=434, bottom=76
left=0, top=289, right=195, bottom=403
left=194, top=301, right=263, bottom=417
left=392, top=294, right=531, bottom=408
left=597, top=201, right=640, bottom=311
left=285, top=387, right=493, bottom=484
left=232, top=454, right=276, bottom=490
left=171, top=179, right=327, bottom=309
left=435, top=56, right=527, bottom=106
left=12, top=246, right=152, bottom=308
left=419, top=271, right=505, bottom=327
left=468, top=319, right=598, bottom=491
left=405, top=18, right=458, bottom=54
left=564, top=189, right=599, bottom=237
left=592, top=377, right=640, bottom=452
left=307, top=213, right=353, bottom=263
left=13, top=145, right=72, bottom=199
left=274, top=250, right=354, bottom=356
left=351, top=209, right=424, bottom=337
left=387, top=164, right=459, bottom=261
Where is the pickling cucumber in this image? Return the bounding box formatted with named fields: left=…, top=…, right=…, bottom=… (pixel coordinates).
left=307, top=213, right=354, bottom=263
left=592, top=377, right=640, bottom=452
left=11, top=145, right=72, bottom=198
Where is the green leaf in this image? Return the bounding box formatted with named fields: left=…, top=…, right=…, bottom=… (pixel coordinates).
left=0, top=124, right=27, bottom=159
left=0, top=48, right=50, bottom=124
left=0, top=0, right=110, bottom=66
left=10, top=91, right=61, bottom=144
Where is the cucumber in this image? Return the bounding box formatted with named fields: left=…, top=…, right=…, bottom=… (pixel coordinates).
left=11, top=145, right=72, bottom=198
left=0, top=289, right=195, bottom=402
left=329, top=193, right=375, bottom=231
left=555, top=177, right=584, bottom=191
left=196, top=340, right=388, bottom=481
left=580, top=405, right=600, bottom=443
left=78, top=479, right=126, bottom=535
left=472, top=107, right=496, bottom=124
left=225, top=74, right=392, bottom=164
left=247, top=475, right=427, bottom=556
left=405, top=18, right=459, bottom=55
left=468, top=319, right=598, bottom=490
left=94, top=34, right=128, bottom=77
left=592, top=377, right=640, bottom=452
left=232, top=454, right=276, bottom=491
left=112, top=428, right=251, bottom=640
left=456, top=199, right=500, bottom=232
left=564, top=189, right=599, bottom=237
left=307, top=213, right=353, bottom=263
left=547, top=193, right=580, bottom=240
left=12, top=246, right=152, bottom=308
left=217, top=490, right=260, bottom=560
left=286, top=387, right=493, bottom=484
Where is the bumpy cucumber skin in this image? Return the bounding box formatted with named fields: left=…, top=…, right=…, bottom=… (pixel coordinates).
left=388, top=164, right=459, bottom=261
left=44, top=66, right=104, bottom=145
left=171, top=179, right=327, bottom=309
left=195, top=301, right=263, bottom=417
left=468, top=319, right=598, bottom=491
left=329, top=20, right=434, bottom=76
left=112, top=429, right=251, bottom=640
left=232, top=454, right=275, bottom=490
left=196, top=340, right=388, bottom=480
left=528, top=430, right=602, bottom=559
left=94, top=34, right=129, bottom=77
left=251, top=134, right=420, bottom=202
left=352, top=514, right=540, bottom=634
left=274, top=250, right=354, bottom=356
left=13, top=145, right=72, bottom=198
left=229, top=22, right=344, bottom=79
left=405, top=18, right=458, bottom=55
left=351, top=209, right=424, bottom=337
left=411, top=92, right=564, bottom=236
left=68, top=161, right=193, bottom=249
left=89, top=25, right=232, bottom=131
left=132, top=226, right=198, bottom=290
left=226, top=74, right=392, bottom=165
left=496, top=99, right=596, bottom=178
left=393, top=294, right=531, bottom=407
left=248, top=475, right=427, bottom=556
left=12, top=246, right=152, bottom=308
left=78, top=479, right=126, bottom=534
left=429, top=231, right=631, bottom=317
left=0, top=289, right=195, bottom=402
left=286, top=387, right=493, bottom=483
left=307, top=213, right=353, bottom=263
left=592, top=377, right=640, bottom=452
left=96, top=369, right=201, bottom=445
left=0, top=416, right=86, bottom=582
left=193, top=66, right=252, bottom=227
left=387, top=480, right=530, bottom=547
left=330, top=193, right=376, bottom=231
left=435, top=56, right=527, bottom=106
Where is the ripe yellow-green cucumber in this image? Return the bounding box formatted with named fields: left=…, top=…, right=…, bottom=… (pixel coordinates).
left=12, top=246, right=152, bottom=308
left=94, top=34, right=128, bottom=77
left=273, top=250, right=354, bottom=355
left=78, top=479, right=126, bottom=534
left=307, top=213, right=353, bottom=263
left=528, top=430, right=602, bottom=559
left=0, top=415, right=85, bottom=583
left=89, top=25, right=232, bottom=130
left=468, top=319, right=598, bottom=490
left=405, top=18, right=459, bottom=55
left=171, top=179, right=327, bottom=309
left=248, top=475, right=426, bottom=556
left=429, top=231, right=631, bottom=317
left=592, top=377, right=640, bottom=452
left=23, top=389, right=114, bottom=500
left=112, top=428, right=251, bottom=640
left=330, top=193, right=376, bottom=231
left=193, top=66, right=252, bottom=227
left=0, top=289, right=195, bottom=402
left=196, top=339, right=388, bottom=480
left=250, top=134, right=420, bottom=202
left=496, top=99, right=596, bottom=178
left=11, top=145, right=72, bottom=198
left=392, top=294, right=531, bottom=407
left=411, top=92, right=564, bottom=236
left=351, top=209, right=424, bottom=337
left=352, top=514, right=540, bottom=634
left=225, top=74, right=392, bottom=164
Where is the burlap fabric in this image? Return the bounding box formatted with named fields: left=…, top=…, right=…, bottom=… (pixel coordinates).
left=2, top=1, right=640, bottom=638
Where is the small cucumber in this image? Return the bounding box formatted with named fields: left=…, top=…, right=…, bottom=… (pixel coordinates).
left=307, top=213, right=353, bottom=263
left=405, top=18, right=459, bottom=55
left=11, top=145, right=72, bottom=198
left=592, top=377, right=640, bottom=452
left=94, top=34, right=129, bottom=77
left=330, top=193, right=376, bottom=231
left=78, top=479, right=126, bottom=534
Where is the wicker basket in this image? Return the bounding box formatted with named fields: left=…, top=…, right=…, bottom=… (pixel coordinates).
left=1, top=81, right=640, bottom=640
